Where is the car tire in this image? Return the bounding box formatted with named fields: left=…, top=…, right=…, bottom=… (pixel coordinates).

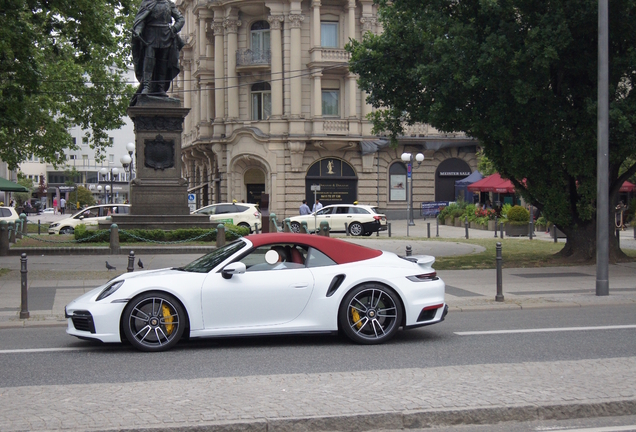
left=238, top=222, right=251, bottom=233
left=348, top=222, right=364, bottom=236
left=363, top=232, right=373, bottom=237
left=339, top=283, right=403, bottom=344
left=59, top=227, right=74, bottom=235
left=290, top=222, right=301, bottom=233
left=122, top=291, right=186, bottom=352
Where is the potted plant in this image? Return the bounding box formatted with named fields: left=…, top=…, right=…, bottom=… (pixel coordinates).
left=505, top=205, right=530, bottom=236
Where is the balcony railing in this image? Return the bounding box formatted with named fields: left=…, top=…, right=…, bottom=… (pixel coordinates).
left=236, top=49, right=271, bottom=66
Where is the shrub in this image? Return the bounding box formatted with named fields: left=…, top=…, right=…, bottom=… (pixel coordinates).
left=506, top=205, right=530, bottom=225
left=73, top=225, right=248, bottom=243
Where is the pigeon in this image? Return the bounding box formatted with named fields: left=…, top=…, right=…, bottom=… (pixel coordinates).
left=137, top=258, right=144, bottom=269
left=105, top=261, right=116, bottom=271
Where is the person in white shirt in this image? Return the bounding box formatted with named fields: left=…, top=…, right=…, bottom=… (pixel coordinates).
left=312, top=199, right=323, bottom=213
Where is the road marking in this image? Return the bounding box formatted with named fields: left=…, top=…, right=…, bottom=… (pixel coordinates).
left=455, top=324, right=636, bottom=336
left=0, top=347, right=93, bottom=354
left=536, top=426, right=636, bottom=432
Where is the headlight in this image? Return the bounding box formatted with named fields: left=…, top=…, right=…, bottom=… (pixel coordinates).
left=50, top=223, right=59, bottom=228
left=96, top=281, right=125, bottom=301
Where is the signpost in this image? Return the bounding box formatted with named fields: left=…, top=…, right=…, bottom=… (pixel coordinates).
left=311, top=184, right=320, bottom=232
left=187, top=193, right=196, bottom=213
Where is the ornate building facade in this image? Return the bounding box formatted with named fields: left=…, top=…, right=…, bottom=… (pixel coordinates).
left=172, top=0, right=478, bottom=220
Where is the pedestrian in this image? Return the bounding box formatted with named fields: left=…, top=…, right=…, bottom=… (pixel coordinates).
left=312, top=198, right=323, bottom=213
left=299, top=199, right=311, bottom=215
left=60, top=197, right=66, bottom=215
left=53, top=197, right=58, bottom=215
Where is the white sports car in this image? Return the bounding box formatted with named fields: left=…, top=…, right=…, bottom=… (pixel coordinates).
left=65, top=233, right=447, bottom=351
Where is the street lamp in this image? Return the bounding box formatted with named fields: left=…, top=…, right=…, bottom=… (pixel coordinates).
left=99, top=167, right=119, bottom=204
left=400, top=152, right=425, bottom=229
left=120, top=142, right=135, bottom=180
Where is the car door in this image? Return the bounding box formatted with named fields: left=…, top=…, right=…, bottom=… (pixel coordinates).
left=200, top=245, right=315, bottom=329
left=306, top=206, right=334, bottom=231
left=209, top=204, right=235, bottom=225
left=330, top=206, right=352, bottom=232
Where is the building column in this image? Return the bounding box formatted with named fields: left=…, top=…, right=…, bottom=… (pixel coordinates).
left=312, top=69, right=323, bottom=134
left=183, top=60, right=192, bottom=132
left=267, top=15, right=284, bottom=118
left=288, top=13, right=304, bottom=118
left=347, top=0, right=356, bottom=41
left=312, top=0, right=321, bottom=48
left=348, top=73, right=357, bottom=119
left=198, top=16, right=206, bottom=58
left=224, top=16, right=241, bottom=120
left=213, top=18, right=225, bottom=136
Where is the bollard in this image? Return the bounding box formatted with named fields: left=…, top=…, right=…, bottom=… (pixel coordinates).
left=436, top=217, right=439, bottom=237
left=388, top=222, right=392, bottom=237
left=616, top=228, right=620, bottom=249
left=127, top=251, right=135, bottom=272
left=0, top=221, right=8, bottom=256
left=500, top=222, right=504, bottom=239
left=283, top=218, right=292, bottom=233
left=552, top=225, right=557, bottom=243
left=529, top=217, right=534, bottom=240
left=495, top=243, right=504, bottom=302
left=216, top=224, right=226, bottom=247
left=406, top=245, right=412, bottom=256
left=319, top=221, right=330, bottom=237
left=20, top=253, right=29, bottom=319
left=301, top=221, right=309, bottom=234
left=269, top=213, right=279, bottom=233
left=427, top=222, right=431, bottom=239
left=20, top=214, right=27, bottom=234
left=109, top=224, right=120, bottom=254
left=494, top=216, right=498, bottom=238
left=15, top=220, right=22, bottom=240
left=254, top=223, right=260, bottom=234
left=9, top=222, right=16, bottom=244
left=345, top=222, right=349, bottom=236
left=38, top=219, right=41, bottom=235
left=465, top=217, right=469, bottom=239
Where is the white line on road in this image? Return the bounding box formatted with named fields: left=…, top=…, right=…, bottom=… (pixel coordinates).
left=455, top=324, right=636, bottom=336
left=536, top=426, right=636, bottom=432
left=0, top=347, right=93, bottom=354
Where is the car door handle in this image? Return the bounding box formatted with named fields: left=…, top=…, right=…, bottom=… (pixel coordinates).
left=292, top=284, right=308, bottom=289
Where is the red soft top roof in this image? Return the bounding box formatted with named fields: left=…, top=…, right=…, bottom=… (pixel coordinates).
left=243, top=233, right=382, bottom=264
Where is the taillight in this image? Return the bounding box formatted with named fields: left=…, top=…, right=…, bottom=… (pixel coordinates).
left=373, top=216, right=382, bottom=221
left=254, top=212, right=260, bottom=217
left=406, top=272, right=438, bottom=282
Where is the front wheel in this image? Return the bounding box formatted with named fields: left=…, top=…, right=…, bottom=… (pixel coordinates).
left=290, top=221, right=301, bottom=233
left=348, top=222, right=364, bottom=236
left=122, top=292, right=185, bottom=352
left=339, top=284, right=403, bottom=344
left=59, top=226, right=74, bottom=235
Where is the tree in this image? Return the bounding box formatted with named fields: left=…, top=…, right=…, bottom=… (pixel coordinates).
left=0, top=0, right=138, bottom=170
left=69, top=186, right=96, bottom=210
left=13, top=175, right=33, bottom=206
left=348, top=0, right=636, bottom=262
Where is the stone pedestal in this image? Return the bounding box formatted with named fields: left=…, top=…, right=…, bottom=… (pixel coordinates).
left=106, top=95, right=211, bottom=230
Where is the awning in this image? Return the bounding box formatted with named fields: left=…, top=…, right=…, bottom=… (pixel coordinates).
left=467, top=173, right=516, bottom=193
left=0, top=177, right=29, bottom=192
left=620, top=181, right=635, bottom=192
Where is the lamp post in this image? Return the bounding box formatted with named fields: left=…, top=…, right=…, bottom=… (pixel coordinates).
left=120, top=142, right=135, bottom=180
left=99, top=167, right=119, bottom=204
left=400, top=152, right=425, bottom=228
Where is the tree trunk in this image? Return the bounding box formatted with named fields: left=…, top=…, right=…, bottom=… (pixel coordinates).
left=557, top=219, right=629, bottom=263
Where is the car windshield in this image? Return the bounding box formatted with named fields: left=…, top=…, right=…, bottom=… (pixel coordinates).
left=180, top=239, right=246, bottom=273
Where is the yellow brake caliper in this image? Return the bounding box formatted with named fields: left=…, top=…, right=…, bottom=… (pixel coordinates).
left=351, top=307, right=363, bottom=329
left=162, top=304, right=174, bottom=335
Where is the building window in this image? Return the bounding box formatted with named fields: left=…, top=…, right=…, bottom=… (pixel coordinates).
left=69, top=155, right=76, bottom=160
left=72, top=137, right=77, bottom=145
left=389, top=162, right=407, bottom=201
left=109, top=154, right=114, bottom=163
left=82, top=137, right=88, bottom=145
left=251, top=82, right=271, bottom=120
left=321, top=22, right=338, bottom=47
left=251, top=21, right=270, bottom=54
left=322, top=89, right=339, bottom=116
left=109, top=137, right=114, bottom=145
left=83, top=155, right=89, bottom=167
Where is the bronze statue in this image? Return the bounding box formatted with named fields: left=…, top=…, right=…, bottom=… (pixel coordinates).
left=130, top=0, right=185, bottom=105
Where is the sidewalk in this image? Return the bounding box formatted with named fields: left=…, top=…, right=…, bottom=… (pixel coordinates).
left=1, top=222, right=635, bottom=431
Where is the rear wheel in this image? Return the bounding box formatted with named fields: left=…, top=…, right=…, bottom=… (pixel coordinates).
left=339, top=284, right=403, bottom=344
left=290, top=221, right=301, bottom=233
left=348, top=222, right=364, bottom=236
left=238, top=222, right=251, bottom=233
left=122, top=292, right=185, bottom=352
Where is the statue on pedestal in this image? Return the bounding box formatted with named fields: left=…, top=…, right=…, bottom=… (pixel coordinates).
left=130, top=0, right=185, bottom=106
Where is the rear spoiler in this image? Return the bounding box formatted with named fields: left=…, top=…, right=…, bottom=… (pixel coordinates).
left=402, top=254, right=436, bottom=270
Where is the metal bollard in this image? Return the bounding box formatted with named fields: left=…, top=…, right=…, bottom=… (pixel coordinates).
left=529, top=217, right=534, bottom=240
left=345, top=222, right=349, bottom=236
left=552, top=225, right=557, bottom=243
left=388, top=222, right=391, bottom=237
left=9, top=222, right=16, bottom=244
left=254, top=223, right=260, bottom=234
left=436, top=217, right=439, bottom=237
left=127, top=251, right=135, bottom=272
left=109, top=224, right=120, bottom=254
left=494, top=216, right=498, bottom=238
left=15, top=220, right=22, bottom=240
left=500, top=222, right=504, bottom=239
left=465, top=217, right=469, bottom=239
left=20, top=214, right=27, bottom=234
left=616, top=228, right=620, bottom=249
left=38, top=219, right=41, bottom=235
left=406, top=245, right=412, bottom=256
left=495, top=243, right=504, bottom=302
left=216, top=224, right=226, bottom=247
left=20, top=253, right=29, bottom=319
left=427, top=222, right=431, bottom=238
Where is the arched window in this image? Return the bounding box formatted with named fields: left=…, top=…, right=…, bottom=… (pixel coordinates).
left=251, top=82, right=271, bottom=120
left=389, top=162, right=407, bottom=201
left=251, top=21, right=270, bottom=54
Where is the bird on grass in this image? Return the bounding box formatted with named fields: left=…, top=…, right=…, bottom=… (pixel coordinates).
left=137, top=258, right=144, bottom=269
left=105, top=261, right=116, bottom=271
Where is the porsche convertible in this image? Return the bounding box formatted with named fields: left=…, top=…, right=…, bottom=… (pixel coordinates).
left=65, top=233, right=447, bottom=351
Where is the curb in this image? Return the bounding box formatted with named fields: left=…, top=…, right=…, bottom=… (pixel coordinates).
left=71, top=399, right=636, bottom=432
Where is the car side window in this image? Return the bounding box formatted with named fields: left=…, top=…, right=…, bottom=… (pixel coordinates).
left=0, top=209, right=9, bottom=217
left=235, top=205, right=248, bottom=212
left=240, top=244, right=306, bottom=272
left=317, top=207, right=333, bottom=215
left=352, top=207, right=369, bottom=214
left=305, top=247, right=336, bottom=268
left=335, top=207, right=349, bottom=214
left=215, top=205, right=233, bottom=214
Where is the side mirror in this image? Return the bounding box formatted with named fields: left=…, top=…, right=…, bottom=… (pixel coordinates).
left=79, top=216, right=85, bottom=220
left=222, top=262, right=246, bottom=279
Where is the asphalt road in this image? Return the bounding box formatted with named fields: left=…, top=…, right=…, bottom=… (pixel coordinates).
left=1, top=304, right=634, bottom=388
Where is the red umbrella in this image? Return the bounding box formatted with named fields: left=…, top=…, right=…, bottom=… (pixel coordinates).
left=620, top=181, right=635, bottom=192
left=467, top=173, right=516, bottom=193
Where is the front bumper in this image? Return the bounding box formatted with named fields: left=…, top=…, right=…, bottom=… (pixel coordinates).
left=65, top=300, right=126, bottom=343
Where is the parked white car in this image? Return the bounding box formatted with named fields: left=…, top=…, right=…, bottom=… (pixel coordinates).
left=288, top=204, right=388, bottom=236
left=48, top=204, right=131, bottom=235
left=191, top=202, right=261, bottom=232
left=0, top=207, right=20, bottom=224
